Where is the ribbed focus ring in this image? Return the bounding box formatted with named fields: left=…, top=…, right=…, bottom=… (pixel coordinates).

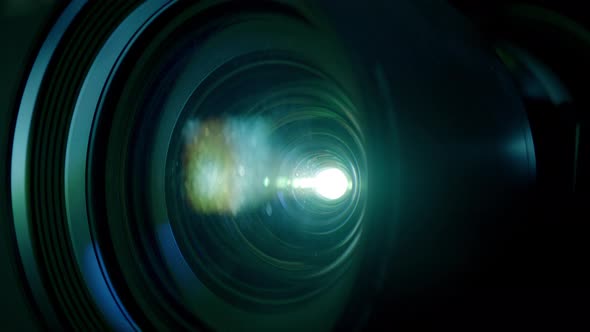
left=29, top=2, right=141, bottom=329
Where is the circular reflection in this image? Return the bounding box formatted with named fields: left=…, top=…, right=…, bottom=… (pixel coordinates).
left=165, top=54, right=367, bottom=308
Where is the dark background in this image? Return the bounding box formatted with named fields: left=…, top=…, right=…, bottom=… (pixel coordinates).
left=1, top=1, right=63, bottom=330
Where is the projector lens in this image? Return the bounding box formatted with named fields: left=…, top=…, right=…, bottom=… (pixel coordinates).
left=9, top=0, right=590, bottom=331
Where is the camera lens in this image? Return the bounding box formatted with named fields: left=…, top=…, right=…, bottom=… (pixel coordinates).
left=3, top=0, right=588, bottom=331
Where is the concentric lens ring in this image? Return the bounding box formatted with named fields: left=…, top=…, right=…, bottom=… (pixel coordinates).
left=163, top=55, right=367, bottom=308
left=110, top=2, right=374, bottom=330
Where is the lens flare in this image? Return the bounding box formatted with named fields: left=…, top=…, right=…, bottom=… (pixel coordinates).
left=182, top=117, right=274, bottom=215
left=291, top=167, right=351, bottom=200
left=314, top=167, right=351, bottom=200
left=182, top=116, right=354, bottom=214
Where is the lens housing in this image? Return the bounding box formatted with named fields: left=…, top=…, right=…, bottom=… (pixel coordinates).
left=9, top=0, right=565, bottom=331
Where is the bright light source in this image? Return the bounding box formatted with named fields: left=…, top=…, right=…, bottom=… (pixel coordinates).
left=290, top=167, right=351, bottom=200
left=313, top=167, right=349, bottom=200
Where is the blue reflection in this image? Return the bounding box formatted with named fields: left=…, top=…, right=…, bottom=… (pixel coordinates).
left=83, top=244, right=137, bottom=331
left=505, top=133, right=537, bottom=181
left=157, top=222, right=206, bottom=294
